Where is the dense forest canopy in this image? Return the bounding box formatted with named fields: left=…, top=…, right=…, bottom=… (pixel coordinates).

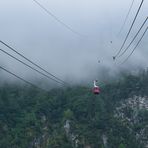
left=0, top=70, right=148, bottom=148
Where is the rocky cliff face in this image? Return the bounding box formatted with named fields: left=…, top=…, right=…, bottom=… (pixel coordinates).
left=29, top=95, right=148, bottom=148
left=114, top=96, right=148, bottom=148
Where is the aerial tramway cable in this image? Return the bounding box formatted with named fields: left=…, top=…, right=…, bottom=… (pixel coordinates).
left=0, top=65, right=46, bottom=91
left=32, top=0, right=82, bottom=36
left=0, top=48, right=64, bottom=85
left=113, top=0, right=144, bottom=59
left=0, top=40, right=68, bottom=85
left=118, top=17, right=148, bottom=58
left=121, top=26, right=148, bottom=64
left=118, top=0, right=135, bottom=36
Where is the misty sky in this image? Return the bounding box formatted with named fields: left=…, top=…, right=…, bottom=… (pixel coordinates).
left=0, top=0, right=148, bottom=84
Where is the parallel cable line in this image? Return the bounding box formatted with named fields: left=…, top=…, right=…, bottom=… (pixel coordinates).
left=0, top=48, right=64, bottom=85
left=118, top=17, right=148, bottom=58
left=0, top=65, right=46, bottom=91
left=0, top=40, right=68, bottom=85
left=32, top=0, right=82, bottom=36
left=118, top=0, right=135, bottom=36
left=113, top=0, right=144, bottom=59
left=121, top=26, right=148, bottom=64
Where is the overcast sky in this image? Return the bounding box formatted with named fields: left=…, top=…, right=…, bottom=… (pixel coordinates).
left=0, top=0, right=147, bottom=85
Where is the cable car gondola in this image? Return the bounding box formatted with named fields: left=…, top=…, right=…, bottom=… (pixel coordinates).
left=93, top=80, right=100, bottom=95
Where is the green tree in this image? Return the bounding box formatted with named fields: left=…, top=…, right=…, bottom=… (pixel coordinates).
left=119, top=143, right=126, bottom=148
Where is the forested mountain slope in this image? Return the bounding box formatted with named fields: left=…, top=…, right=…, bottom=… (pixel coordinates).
left=0, top=70, right=148, bottom=148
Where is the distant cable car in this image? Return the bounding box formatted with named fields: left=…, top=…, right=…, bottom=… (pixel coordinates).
left=93, top=80, right=100, bottom=95
left=113, top=56, right=116, bottom=60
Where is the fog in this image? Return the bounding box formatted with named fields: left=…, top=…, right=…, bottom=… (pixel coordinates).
left=0, top=0, right=147, bottom=86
